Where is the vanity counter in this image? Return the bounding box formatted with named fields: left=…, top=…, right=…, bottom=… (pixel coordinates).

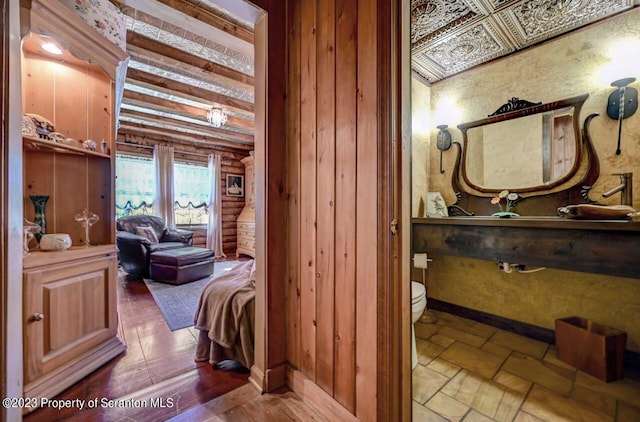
left=412, top=217, right=640, bottom=279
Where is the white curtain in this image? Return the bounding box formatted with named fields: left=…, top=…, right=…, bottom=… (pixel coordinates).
left=153, top=145, right=175, bottom=229
left=206, top=153, right=226, bottom=257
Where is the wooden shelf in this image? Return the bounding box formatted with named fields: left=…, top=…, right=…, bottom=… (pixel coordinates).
left=23, top=135, right=110, bottom=159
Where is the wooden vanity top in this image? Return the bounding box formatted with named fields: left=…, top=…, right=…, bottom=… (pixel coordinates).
left=413, top=216, right=640, bottom=231
left=412, top=217, right=640, bottom=279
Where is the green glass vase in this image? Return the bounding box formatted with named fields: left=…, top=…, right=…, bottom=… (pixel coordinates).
left=29, top=195, right=49, bottom=242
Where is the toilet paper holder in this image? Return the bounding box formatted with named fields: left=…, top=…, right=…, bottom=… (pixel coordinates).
left=413, top=253, right=432, bottom=269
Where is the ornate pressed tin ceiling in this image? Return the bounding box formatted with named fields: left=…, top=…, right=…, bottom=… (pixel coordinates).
left=412, top=0, right=637, bottom=83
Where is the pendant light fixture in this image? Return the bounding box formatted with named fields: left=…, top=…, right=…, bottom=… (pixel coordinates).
left=207, top=107, right=227, bottom=128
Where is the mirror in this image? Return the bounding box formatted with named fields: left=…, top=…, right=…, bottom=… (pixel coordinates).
left=458, top=94, right=588, bottom=193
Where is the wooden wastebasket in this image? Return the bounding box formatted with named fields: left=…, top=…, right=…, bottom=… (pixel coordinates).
left=555, top=317, right=626, bottom=382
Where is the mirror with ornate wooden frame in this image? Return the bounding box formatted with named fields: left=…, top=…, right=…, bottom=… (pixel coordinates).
left=448, top=93, right=601, bottom=216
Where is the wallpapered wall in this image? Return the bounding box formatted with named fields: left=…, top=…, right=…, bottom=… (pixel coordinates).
left=412, top=8, right=640, bottom=352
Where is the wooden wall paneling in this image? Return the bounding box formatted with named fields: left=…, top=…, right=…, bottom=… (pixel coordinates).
left=299, top=0, right=318, bottom=381
left=286, top=0, right=302, bottom=370
left=87, top=66, right=111, bottom=144
left=315, top=0, right=336, bottom=396
left=53, top=61, right=88, bottom=140
left=87, top=156, right=111, bottom=245
left=54, top=154, right=87, bottom=244
left=24, top=151, right=54, bottom=224
left=355, top=0, right=379, bottom=419
left=22, top=55, right=54, bottom=118
left=333, top=0, right=358, bottom=412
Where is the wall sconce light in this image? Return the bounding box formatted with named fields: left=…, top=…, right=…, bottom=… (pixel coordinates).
left=436, top=125, right=452, bottom=174
left=206, top=107, right=227, bottom=128
left=606, top=77, right=637, bottom=155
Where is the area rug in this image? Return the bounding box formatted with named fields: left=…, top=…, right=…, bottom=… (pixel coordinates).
left=144, top=260, right=241, bottom=331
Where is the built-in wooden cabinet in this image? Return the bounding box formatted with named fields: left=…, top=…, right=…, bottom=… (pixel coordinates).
left=236, top=154, right=255, bottom=258
left=21, top=0, right=128, bottom=403
left=23, top=247, right=123, bottom=399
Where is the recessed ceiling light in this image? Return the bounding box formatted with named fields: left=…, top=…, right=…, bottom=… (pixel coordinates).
left=42, top=42, right=62, bottom=55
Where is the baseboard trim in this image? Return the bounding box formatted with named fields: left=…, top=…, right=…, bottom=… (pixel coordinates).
left=428, top=298, right=640, bottom=373
left=248, top=365, right=265, bottom=392
left=264, top=363, right=286, bottom=392
left=286, top=368, right=357, bottom=422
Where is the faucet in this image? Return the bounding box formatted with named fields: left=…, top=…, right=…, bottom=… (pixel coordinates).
left=602, top=173, right=633, bottom=205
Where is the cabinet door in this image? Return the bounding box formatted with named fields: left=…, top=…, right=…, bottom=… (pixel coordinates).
left=23, top=255, right=117, bottom=383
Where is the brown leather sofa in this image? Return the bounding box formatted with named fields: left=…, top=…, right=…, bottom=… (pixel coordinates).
left=116, top=215, right=194, bottom=280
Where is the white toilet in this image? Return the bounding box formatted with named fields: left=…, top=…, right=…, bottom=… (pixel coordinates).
left=411, top=281, right=427, bottom=369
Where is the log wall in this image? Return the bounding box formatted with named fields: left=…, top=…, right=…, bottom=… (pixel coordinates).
left=116, top=133, right=250, bottom=255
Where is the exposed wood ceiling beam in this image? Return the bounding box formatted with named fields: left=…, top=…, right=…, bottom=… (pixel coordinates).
left=126, top=32, right=254, bottom=90
left=126, top=47, right=252, bottom=96
left=151, top=0, right=253, bottom=44
left=119, top=0, right=253, bottom=58
left=122, top=89, right=254, bottom=131
left=126, top=68, right=254, bottom=114
left=119, top=122, right=253, bottom=150
left=120, top=108, right=254, bottom=144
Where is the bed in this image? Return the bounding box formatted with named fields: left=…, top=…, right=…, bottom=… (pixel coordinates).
left=194, top=259, right=256, bottom=369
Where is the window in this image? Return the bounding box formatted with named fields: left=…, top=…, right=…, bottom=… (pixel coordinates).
left=174, top=161, right=209, bottom=225
left=115, top=154, right=210, bottom=225
left=116, top=154, right=154, bottom=219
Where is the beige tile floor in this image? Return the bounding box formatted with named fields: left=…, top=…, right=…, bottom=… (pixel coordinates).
left=412, top=311, right=640, bottom=422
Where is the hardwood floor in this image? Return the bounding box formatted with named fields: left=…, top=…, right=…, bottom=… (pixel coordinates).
left=413, top=310, right=640, bottom=421
left=25, top=261, right=640, bottom=421
left=24, top=258, right=250, bottom=422
left=167, top=384, right=326, bottom=422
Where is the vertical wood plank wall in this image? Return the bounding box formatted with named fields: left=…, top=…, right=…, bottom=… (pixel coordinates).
left=287, top=0, right=381, bottom=418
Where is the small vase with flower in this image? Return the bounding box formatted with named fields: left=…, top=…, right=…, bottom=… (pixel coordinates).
left=491, top=190, right=519, bottom=218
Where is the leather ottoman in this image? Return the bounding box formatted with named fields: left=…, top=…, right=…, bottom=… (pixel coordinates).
left=149, top=247, right=215, bottom=285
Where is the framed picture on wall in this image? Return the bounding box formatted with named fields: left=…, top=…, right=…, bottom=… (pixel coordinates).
left=226, top=174, right=244, bottom=197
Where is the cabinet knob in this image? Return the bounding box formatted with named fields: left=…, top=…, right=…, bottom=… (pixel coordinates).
left=30, top=313, right=45, bottom=322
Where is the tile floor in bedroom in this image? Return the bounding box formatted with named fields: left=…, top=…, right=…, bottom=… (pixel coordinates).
left=412, top=310, right=640, bottom=422
left=24, top=257, right=250, bottom=422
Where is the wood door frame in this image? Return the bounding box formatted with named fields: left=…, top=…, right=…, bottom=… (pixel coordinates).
left=378, top=0, right=411, bottom=419
left=247, top=0, right=288, bottom=392
left=2, top=0, right=25, bottom=420
left=1, top=0, right=7, bottom=413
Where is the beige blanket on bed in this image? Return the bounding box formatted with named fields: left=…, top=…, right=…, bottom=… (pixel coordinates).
left=194, top=260, right=255, bottom=366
